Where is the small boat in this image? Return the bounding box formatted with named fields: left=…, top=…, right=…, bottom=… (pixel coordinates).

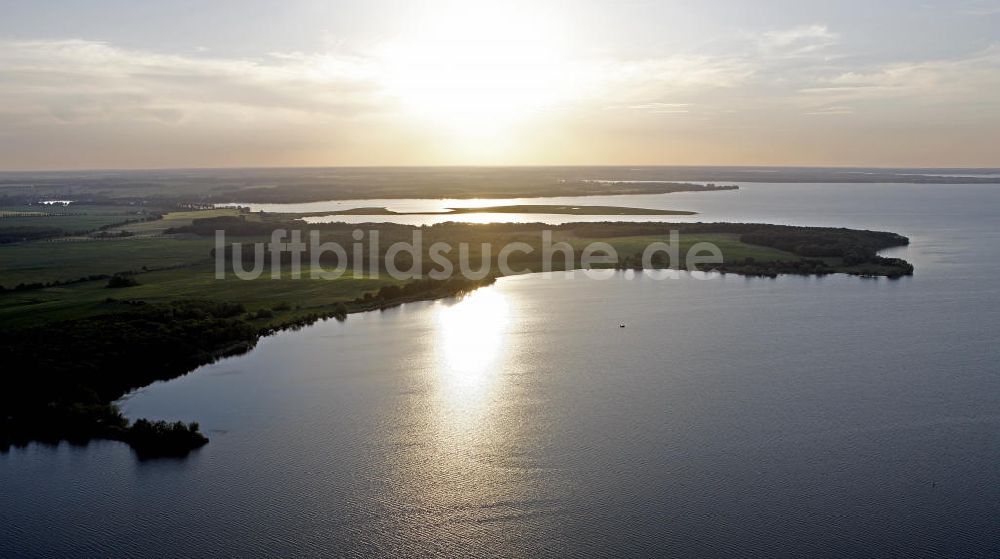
left=619, top=323, right=626, bottom=328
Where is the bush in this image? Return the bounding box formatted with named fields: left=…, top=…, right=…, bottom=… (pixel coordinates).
left=125, top=418, right=208, bottom=458
left=106, top=274, right=139, bottom=288
left=332, top=303, right=348, bottom=321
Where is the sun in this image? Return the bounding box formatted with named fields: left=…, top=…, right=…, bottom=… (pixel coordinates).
left=379, top=2, right=575, bottom=143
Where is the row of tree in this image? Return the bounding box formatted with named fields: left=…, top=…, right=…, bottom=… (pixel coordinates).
left=0, top=276, right=496, bottom=456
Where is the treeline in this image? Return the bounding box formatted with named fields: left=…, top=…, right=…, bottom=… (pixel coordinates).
left=187, top=218, right=912, bottom=278
left=738, top=228, right=904, bottom=259
left=167, top=214, right=270, bottom=236
left=126, top=419, right=208, bottom=458
left=1, top=300, right=257, bottom=454
left=733, top=226, right=912, bottom=278
left=0, top=212, right=159, bottom=244
left=714, top=256, right=913, bottom=278
left=352, top=276, right=495, bottom=311
left=106, top=273, right=140, bottom=288
left=0, top=225, right=66, bottom=243
left=0, top=402, right=208, bottom=459
left=4, top=299, right=254, bottom=402
left=0, top=277, right=494, bottom=455
left=0, top=262, right=200, bottom=292
left=0, top=273, right=112, bottom=292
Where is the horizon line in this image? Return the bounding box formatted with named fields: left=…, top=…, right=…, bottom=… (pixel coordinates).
left=1, top=163, right=999, bottom=174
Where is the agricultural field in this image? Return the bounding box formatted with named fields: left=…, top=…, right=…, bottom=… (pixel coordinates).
left=0, top=207, right=910, bottom=330
left=0, top=204, right=160, bottom=228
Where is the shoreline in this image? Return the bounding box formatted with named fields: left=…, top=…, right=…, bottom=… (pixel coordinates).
left=284, top=204, right=698, bottom=217
left=1, top=221, right=913, bottom=456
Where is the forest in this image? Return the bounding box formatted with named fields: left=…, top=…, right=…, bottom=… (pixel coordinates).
left=0, top=278, right=493, bottom=455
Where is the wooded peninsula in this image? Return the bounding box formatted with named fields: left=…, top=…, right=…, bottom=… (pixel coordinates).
left=0, top=191, right=913, bottom=457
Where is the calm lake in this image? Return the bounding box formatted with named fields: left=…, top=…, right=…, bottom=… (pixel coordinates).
left=3, top=183, right=999, bottom=557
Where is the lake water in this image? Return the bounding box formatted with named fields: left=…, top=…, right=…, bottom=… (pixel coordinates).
left=4, top=183, right=1000, bottom=557
left=219, top=181, right=998, bottom=229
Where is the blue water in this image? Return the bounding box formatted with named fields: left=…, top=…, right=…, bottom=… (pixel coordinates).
left=3, top=183, right=999, bottom=557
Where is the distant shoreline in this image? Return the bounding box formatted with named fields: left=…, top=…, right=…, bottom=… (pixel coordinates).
left=4, top=166, right=1000, bottom=207
left=287, top=204, right=698, bottom=217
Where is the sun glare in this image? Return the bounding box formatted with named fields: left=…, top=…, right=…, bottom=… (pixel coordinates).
left=380, top=3, right=575, bottom=144
left=436, top=288, right=509, bottom=384
left=431, top=287, right=512, bottom=442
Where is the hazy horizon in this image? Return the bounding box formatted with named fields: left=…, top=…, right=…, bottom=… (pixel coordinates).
left=3, top=163, right=1000, bottom=175
left=1, top=0, right=999, bottom=170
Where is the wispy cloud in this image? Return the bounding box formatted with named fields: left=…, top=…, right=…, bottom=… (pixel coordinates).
left=609, top=54, right=755, bottom=90
left=1, top=20, right=997, bottom=168
left=758, top=24, right=838, bottom=57
left=799, top=44, right=1000, bottom=103
left=804, top=105, right=854, bottom=116
left=0, top=27, right=856, bottom=130
left=0, top=39, right=387, bottom=126
left=958, top=0, right=1000, bottom=15
left=610, top=102, right=691, bottom=115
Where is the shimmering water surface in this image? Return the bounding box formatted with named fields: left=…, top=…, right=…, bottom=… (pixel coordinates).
left=3, top=183, right=1000, bottom=558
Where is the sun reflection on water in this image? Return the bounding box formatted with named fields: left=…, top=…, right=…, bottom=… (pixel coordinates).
left=382, top=285, right=528, bottom=547
left=434, top=288, right=511, bottom=423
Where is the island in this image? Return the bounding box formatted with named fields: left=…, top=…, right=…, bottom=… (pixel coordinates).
left=290, top=204, right=697, bottom=217
left=447, top=205, right=696, bottom=215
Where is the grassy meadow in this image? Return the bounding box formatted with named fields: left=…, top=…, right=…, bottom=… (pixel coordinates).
left=0, top=204, right=914, bottom=333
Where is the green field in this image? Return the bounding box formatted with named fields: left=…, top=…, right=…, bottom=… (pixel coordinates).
left=0, top=209, right=913, bottom=331
left=116, top=207, right=246, bottom=236
left=0, top=264, right=398, bottom=328
left=0, top=215, right=792, bottom=328
left=0, top=204, right=162, bottom=234
left=0, top=236, right=217, bottom=286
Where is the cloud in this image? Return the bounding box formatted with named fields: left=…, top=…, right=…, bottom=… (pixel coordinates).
left=0, top=28, right=840, bottom=130
left=958, top=0, right=1000, bottom=15
left=586, top=52, right=759, bottom=114
left=758, top=24, right=838, bottom=57
left=0, top=39, right=388, bottom=127
left=804, top=105, right=854, bottom=116
left=610, top=54, right=755, bottom=90
left=799, top=44, right=1000, bottom=104
left=585, top=25, right=841, bottom=114
left=620, top=102, right=691, bottom=115
left=0, top=25, right=997, bottom=168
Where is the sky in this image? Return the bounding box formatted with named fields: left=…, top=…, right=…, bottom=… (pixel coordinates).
left=1, top=0, right=999, bottom=170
